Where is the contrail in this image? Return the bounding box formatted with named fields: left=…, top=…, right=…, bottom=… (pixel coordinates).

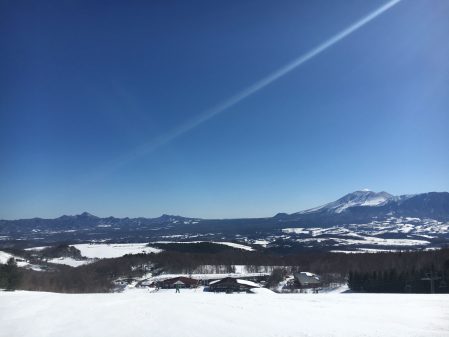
left=99, top=0, right=401, bottom=174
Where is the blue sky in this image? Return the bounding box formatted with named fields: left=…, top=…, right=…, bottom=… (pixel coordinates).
left=1, top=0, right=448, bottom=219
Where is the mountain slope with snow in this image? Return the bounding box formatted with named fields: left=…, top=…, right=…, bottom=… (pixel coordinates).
left=298, top=190, right=395, bottom=214
left=1, top=191, right=448, bottom=252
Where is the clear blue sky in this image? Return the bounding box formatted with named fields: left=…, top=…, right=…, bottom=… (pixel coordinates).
left=1, top=0, right=448, bottom=219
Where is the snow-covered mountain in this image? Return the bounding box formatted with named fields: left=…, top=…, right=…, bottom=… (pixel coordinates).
left=297, top=190, right=395, bottom=214
left=1, top=191, right=448, bottom=252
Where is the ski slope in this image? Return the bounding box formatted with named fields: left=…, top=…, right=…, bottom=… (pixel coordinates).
left=1, top=290, right=448, bottom=337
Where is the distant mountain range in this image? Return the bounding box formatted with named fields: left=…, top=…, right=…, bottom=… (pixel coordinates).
left=1, top=190, right=448, bottom=252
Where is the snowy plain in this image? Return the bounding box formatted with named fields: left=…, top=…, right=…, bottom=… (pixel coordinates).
left=47, top=257, right=92, bottom=267
left=154, top=241, right=255, bottom=251
left=1, top=289, right=448, bottom=337
left=71, top=243, right=162, bottom=259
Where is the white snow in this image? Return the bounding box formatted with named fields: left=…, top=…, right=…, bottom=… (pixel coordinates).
left=47, top=257, right=93, bottom=267
left=302, top=272, right=316, bottom=277
left=251, top=240, right=270, bottom=247
left=0, top=290, right=448, bottom=337
left=330, top=248, right=400, bottom=254
left=71, top=243, right=162, bottom=259
left=24, top=246, right=51, bottom=251
left=236, top=279, right=260, bottom=287
left=281, top=217, right=448, bottom=249
left=296, top=236, right=429, bottom=247
left=190, top=264, right=271, bottom=274
left=148, top=271, right=269, bottom=282
left=249, top=287, right=275, bottom=295
left=0, top=251, right=28, bottom=267
left=208, top=279, right=220, bottom=285
left=299, top=191, right=393, bottom=214
left=154, top=241, right=254, bottom=251
left=213, top=242, right=254, bottom=251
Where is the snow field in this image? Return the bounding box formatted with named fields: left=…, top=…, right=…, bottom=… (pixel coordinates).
left=71, top=243, right=162, bottom=259
left=1, top=290, right=448, bottom=337
left=0, top=251, right=28, bottom=267
left=47, top=257, right=92, bottom=267
left=154, top=241, right=254, bottom=251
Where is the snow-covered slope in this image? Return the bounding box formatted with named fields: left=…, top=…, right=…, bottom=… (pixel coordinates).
left=72, top=243, right=162, bottom=259
left=0, top=251, right=28, bottom=267
left=298, top=190, right=394, bottom=214
left=1, top=290, right=448, bottom=337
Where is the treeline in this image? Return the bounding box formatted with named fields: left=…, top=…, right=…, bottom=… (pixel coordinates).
left=2, top=246, right=449, bottom=293
left=348, top=268, right=449, bottom=293
left=331, top=250, right=449, bottom=293
left=149, top=248, right=449, bottom=275
left=39, top=245, right=83, bottom=259
left=0, top=258, right=21, bottom=290
left=344, top=249, right=449, bottom=293
left=15, top=254, right=155, bottom=293
left=148, top=248, right=449, bottom=293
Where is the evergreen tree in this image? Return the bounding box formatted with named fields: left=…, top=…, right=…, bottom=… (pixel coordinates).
left=0, top=258, right=21, bottom=291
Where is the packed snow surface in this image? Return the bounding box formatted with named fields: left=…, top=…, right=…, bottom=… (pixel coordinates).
left=1, top=290, right=448, bottom=337
left=71, top=243, right=162, bottom=259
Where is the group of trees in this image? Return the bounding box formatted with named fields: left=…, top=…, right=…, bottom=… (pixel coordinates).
left=2, top=244, right=449, bottom=293
left=16, top=254, right=153, bottom=293
left=0, top=258, right=21, bottom=290
left=348, top=263, right=449, bottom=293
left=345, top=248, right=449, bottom=293
left=266, top=268, right=287, bottom=288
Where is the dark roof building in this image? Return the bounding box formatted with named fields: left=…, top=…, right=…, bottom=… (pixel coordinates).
left=207, top=277, right=260, bottom=293
left=158, top=277, right=199, bottom=289
left=294, top=272, right=322, bottom=288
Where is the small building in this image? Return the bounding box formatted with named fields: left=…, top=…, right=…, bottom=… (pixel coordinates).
left=294, top=272, right=322, bottom=289
left=207, top=277, right=260, bottom=293
left=158, top=277, right=199, bottom=289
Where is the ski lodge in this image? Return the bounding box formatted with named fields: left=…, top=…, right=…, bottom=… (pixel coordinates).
left=294, top=272, right=322, bottom=289
left=207, top=277, right=260, bottom=293
left=158, top=276, right=199, bottom=289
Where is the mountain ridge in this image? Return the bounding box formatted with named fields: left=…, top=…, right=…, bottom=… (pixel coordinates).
left=1, top=191, right=448, bottom=251
left=2, top=190, right=447, bottom=222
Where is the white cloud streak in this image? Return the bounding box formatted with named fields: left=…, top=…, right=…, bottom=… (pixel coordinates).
left=105, top=0, right=402, bottom=172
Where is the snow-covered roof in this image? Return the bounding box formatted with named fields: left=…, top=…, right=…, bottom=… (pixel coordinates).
left=236, top=279, right=260, bottom=288
left=295, top=272, right=321, bottom=285
left=208, top=277, right=260, bottom=288
left=160, top=277, right=199, bottom=285
left=208, top=279, right=220, bottom=285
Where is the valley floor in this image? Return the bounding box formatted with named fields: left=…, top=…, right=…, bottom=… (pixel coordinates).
left=1, top=289, right=448, bottom=337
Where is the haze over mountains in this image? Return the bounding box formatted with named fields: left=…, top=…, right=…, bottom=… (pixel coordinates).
left=1, top=190, right=448, bottom=252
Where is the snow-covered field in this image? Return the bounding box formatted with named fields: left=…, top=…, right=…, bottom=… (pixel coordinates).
left=1, top=290, right=448, bottom=337
left=0, top=251, right=28, bottom=267
left=154, top=241, right=254, bottom=251
left=47, top=257, right=92, bottom=267
left=71, top=243, right=162, bottom=259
